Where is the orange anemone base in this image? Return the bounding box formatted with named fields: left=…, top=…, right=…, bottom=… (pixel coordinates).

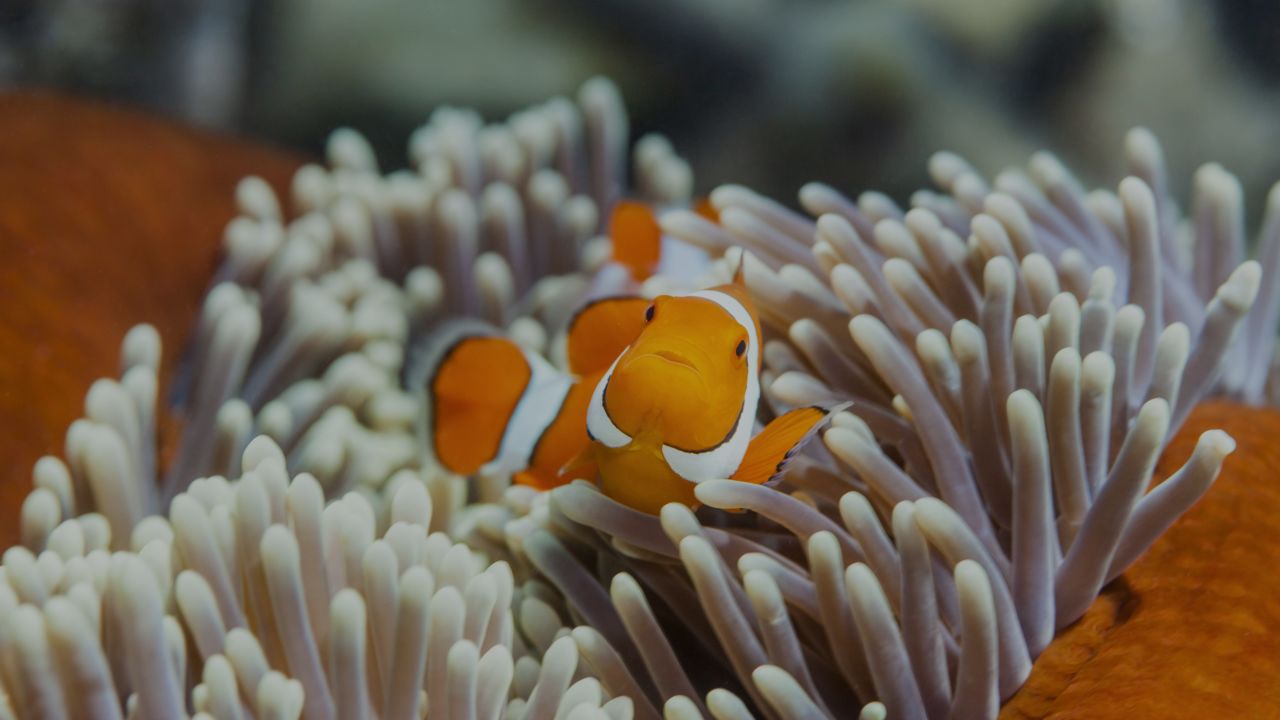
left=1001, top=400, right=1280, bottom=717
left=1, top=94, right=1277, bottom=717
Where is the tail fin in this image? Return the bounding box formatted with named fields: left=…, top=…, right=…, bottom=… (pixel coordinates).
left=410, top=323, right=536, bottom=475
left=732, top=405, right=843, bottom=485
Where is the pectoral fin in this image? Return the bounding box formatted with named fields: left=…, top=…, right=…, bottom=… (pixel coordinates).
left=732, top=406, right=837, bottom=485
left=514, top=469, right=565, bottom=491
left=559, top=444, right=599, bottom=482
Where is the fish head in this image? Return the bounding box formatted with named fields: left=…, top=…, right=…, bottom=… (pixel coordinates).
left=604, top=290, right=756, bottom=448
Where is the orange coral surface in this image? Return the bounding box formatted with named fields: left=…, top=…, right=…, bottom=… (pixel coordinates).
left=1002, top=400, right=1280, bottom=717
left=0, top=92, right=301, bottom=546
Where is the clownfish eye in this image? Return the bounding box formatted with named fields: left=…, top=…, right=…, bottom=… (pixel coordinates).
left=735, top=340, right=747, bottom=358
left=645, top=304, right=655, bottom=322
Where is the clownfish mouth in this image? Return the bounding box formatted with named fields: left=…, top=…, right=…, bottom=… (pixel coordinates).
left=652, top=349, right=696, bottom=370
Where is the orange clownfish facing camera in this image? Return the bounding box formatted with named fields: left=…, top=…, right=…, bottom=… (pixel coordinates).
left=416, top=271, right=833, bottom=514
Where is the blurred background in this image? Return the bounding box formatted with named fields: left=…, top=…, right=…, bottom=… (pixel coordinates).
left=3, top=0, right=1280, bottom=215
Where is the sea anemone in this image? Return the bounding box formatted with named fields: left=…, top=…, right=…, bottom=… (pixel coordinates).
left=4, top=434, right=640, bottom=719
left=501, top=130, right=1262, bottom=713
left=0, top=80, right=1270, bottom=719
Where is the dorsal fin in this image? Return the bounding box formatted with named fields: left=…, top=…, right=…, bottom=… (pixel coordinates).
left=609, top=200, right=663, bottom=281
left=731, top=405, right=838, bottom=485
left=729, top=248, right=746, bottom=287
left=564, top=296, right=650, bottom=376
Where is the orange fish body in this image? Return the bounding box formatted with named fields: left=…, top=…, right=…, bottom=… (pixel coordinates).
left=581, top=284, right=761, bottom=513
left=417, top=272, right=832, bottom=513
left=607, top=199, right=716, bottom=286
left=423, top=332, right=593, bottom=489
left=609, top=200, right=665, bottom=282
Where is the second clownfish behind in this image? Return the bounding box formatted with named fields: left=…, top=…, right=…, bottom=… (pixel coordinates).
left=415, top=273, right=833, bottom=514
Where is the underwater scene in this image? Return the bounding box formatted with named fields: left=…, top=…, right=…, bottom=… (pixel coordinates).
left=0, top=1, right=1278, bottom=718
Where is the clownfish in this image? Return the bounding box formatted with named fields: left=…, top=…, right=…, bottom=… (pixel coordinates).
left=414, top=267, right=833, bottom=514
left=606, top=199, right=719, bottom=285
